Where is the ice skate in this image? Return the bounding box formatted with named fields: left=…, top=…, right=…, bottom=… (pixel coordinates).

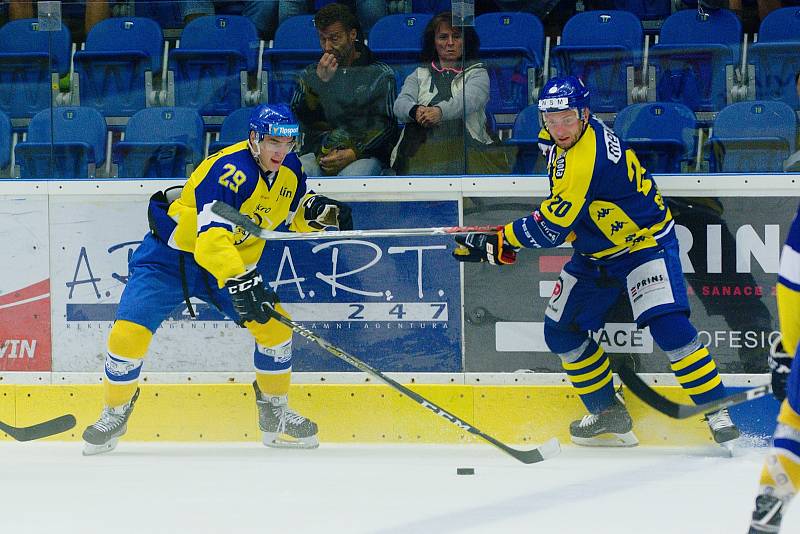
left=705, top=407, right=740, bottom=447
left=82, top=388, right=140, bottom=456
left=748, top=493, right=785, bottom=533
left=570, top=397, right=639, bottom=447
left=253, top=381, right=318, bottom=449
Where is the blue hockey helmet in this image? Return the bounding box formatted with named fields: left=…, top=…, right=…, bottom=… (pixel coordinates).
left=249, top=104, right=300, bottom=141
left=537, top=76, right=590, bottom=113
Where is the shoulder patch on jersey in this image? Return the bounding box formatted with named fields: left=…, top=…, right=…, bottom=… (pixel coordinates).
left=603, top=127, right=622, bottom=164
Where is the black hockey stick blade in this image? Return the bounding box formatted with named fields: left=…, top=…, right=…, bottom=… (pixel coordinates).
left=617, top=364, right=772, bottom=419
left=265, top=308, right=561, bottom=464
left=0, top=414, right=77, bottom=442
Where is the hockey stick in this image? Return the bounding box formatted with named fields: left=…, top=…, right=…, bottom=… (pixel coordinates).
left=0, top=414, right=76, bottom=441
left=617, top=363, right=772, bottom=419
left=210, top=200, right=502, bottom=240
left=264, top=309, right=560, bottom=464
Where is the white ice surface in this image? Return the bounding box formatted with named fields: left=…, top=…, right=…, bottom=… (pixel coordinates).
left=0, top=441, right=794, bottom=534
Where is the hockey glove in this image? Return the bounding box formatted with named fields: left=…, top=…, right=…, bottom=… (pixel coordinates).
left=303, top=195, right=353, bottom=231
left=225, top=269, right=279, bottom=325
left=769, top=337, right=793, bottom=402
left=452, top=231, right=518, bottom=265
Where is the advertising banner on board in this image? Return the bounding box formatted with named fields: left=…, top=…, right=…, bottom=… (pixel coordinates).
left=49, top=195, right=461, bottom=373
left=462, top=196, right=792, bottom=374
left=0, top=196, right=51, bottom=371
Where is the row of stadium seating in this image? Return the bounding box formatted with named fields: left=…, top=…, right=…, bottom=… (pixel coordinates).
left=0, top=7, right=798, bottom=132
left=2, top=99, right=795, bottom=179
left=512, top=100, right=799, bottom=174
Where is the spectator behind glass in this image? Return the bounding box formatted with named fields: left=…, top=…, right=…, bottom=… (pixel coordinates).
left=291, top=3, right=398, bottom=177
left=10, top=0, right=108, bottom=42
left=180, top=0, right=280, bottom=40
left=179, top=0, right=387, bottom=41
left=391, top=11, right=509, bottom=175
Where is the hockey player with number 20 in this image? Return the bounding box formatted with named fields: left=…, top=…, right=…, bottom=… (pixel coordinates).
left=82, top=104, right=353, bottom=455
left=748, top=204, right=800, bottom=533
left=453, top=76, right=740, bottom=447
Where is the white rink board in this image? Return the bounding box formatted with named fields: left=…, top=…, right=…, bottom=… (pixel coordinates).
left=0, top=196, right=49, bottom=294
left=49, top=195, right=256, bottom=372
left=0, top=441, right=793, bottom=534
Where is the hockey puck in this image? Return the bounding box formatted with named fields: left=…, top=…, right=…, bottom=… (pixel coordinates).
left=456, top=467, right=475, bottom=475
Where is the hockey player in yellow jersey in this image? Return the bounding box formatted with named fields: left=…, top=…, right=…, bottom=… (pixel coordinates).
left=748, top=204, right=800, bottom=533
left=453, top=76, right=740, bottom=447
left=82, top=104, right=352, bottom=455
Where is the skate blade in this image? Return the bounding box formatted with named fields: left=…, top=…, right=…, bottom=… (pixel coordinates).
left=571, top=431, right=639, bottom=448
left=82, top=438, right=119, bottom=456
left=262, top=432, right=319, bottom=450
left=719, top=437, right=740, bottom=457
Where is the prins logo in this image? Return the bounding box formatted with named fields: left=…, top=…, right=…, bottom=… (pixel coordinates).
left=630, top=274, right=665, bottom=302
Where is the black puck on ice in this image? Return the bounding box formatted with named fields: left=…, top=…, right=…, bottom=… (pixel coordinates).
left=456, top=467, right=475, bottom=475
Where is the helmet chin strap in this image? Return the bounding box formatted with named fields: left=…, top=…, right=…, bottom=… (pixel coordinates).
left=249, top=137, right=270, bottom=173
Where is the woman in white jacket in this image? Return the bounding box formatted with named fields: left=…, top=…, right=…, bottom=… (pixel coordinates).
left=391, top=12, right=508, bottom=175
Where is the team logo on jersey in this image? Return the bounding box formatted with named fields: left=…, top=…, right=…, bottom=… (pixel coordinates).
left=596, top=207, right=612, bottom=219
left=234, top=213, right=262, bottom=245
left=610, top=221, right=626, bottom=235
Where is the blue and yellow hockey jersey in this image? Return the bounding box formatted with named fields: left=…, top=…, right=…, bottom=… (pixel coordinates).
left=778, top=204, right=800, bottom=357
left=505, top=117, right=674, bottom=260
left=157, top=142, right=318, bottom=286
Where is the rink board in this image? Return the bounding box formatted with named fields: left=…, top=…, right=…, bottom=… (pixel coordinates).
left=0, top=383, right=775, bottom=446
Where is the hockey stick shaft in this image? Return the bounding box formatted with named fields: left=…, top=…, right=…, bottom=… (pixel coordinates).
left=265, top=310, right=559, bottom=464
left=210, top=200, right=502, bottom=240
left=617, top=364, right=772, bottom=419
left=0, top=414, right=76, bottom=441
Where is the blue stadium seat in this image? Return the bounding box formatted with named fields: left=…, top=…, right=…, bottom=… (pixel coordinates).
left=168, top=16, right=259, bottom=117
left=749, top=7, right=800, bottom=109
left=209, top=107, right=255, bottom=154
left=707, top=101, right=797, bottom=172
left=507, top=104, right=543, bottom=174
left=368, top=14, right=433, bottom=94
left=475, top=12, right=544, bottom=128
left=614, top=102, right=697, bottom=173
left=551, top=11, right=643, bottom=114
left=112, top=107, right=204, bottom=178
left=0, top=19, right=71, bottom=120
left=73, top=18, right=163, bottom=119
left=0, top=109, right=11, bottom=172
left=650, top=8, right=741, bottom=112
left=15, top=107, right=108, bottom=178
left=263, top=15, right=319, bottom=105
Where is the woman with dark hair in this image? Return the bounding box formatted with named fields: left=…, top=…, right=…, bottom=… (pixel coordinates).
left=391, top=12, right=508, bottom=175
